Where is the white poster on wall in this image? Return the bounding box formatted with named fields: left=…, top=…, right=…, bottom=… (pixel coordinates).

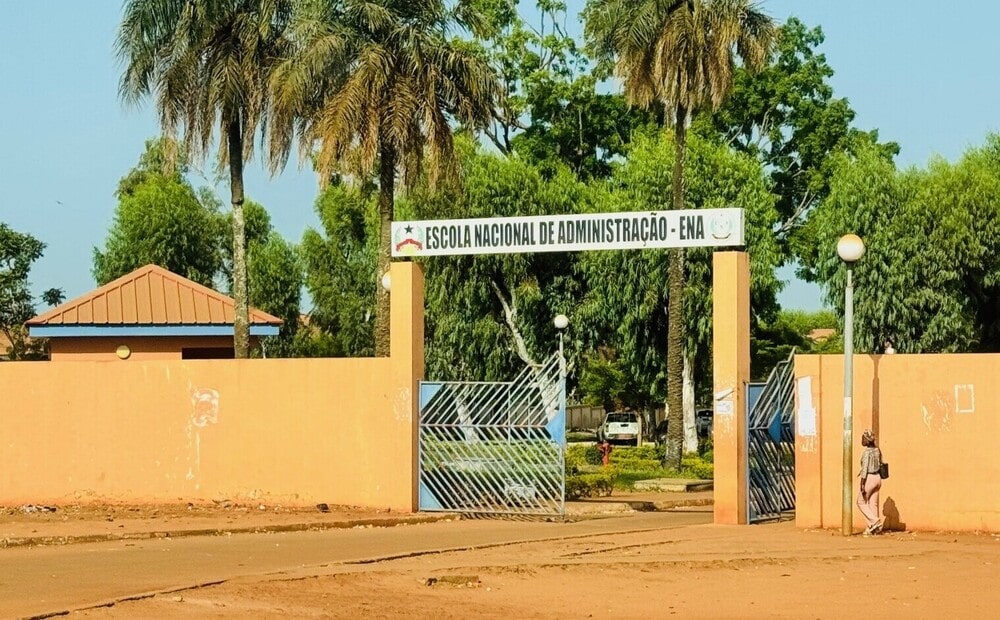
left=797, top=376, right=817, bottom=437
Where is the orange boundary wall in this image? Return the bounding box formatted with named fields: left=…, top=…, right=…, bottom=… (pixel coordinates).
left=795, top=353, right=1000, bottom=532
left=0, top=263, right=424, bottom=512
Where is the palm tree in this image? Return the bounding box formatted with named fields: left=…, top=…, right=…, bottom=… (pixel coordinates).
left=117, top=0, right=293, bottom=358
left=585, top=0, right=774, bottom=467
left=269, top=0, right=501, bottom=356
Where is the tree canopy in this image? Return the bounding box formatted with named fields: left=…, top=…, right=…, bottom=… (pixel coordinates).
left=1, top=224, right=57, bottom=360
left=811, top=136, right=1000, bottom=353
left=94, top=173, right=223, bottom=287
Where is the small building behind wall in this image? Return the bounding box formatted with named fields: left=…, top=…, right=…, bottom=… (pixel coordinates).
left=26, top=264, right=281, bottom=361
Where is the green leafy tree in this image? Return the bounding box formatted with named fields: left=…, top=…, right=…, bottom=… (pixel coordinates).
left=117, top=137, right=189, bottom=198
left=299, top=184, right=377, bottom=357
left=514, top=84, right=656, bottom=180
left=93, top=173, right=223, bottom=287
left=584, top=0, right=776, bottom=467
left=117, top=0, right=292, bottom=357
left=269, top=0, right=501, bottom=357
left=812, top=135, right=1000, bottom=353
left=216, top=200, right=303, bottom=356
left=249, top=232, right=303, bottom=357
left=476, top=0, right=582, bottom=154
left=41, top=288, right=65, bottom=307
left=577, top=348, right=647, bottom=412
left=578, top=130, right=781, bottom=451
left=219, top=200, right=279, bottom=284
left=751, top=309, right=838, bottom=379
left=709, top=18, right=897, bottom=244
left=1, top=224, right=48, bottom=360
left=474, top=1, right=655, bottom=178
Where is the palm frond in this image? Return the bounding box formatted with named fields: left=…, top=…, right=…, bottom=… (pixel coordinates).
left=584, top=0, right=775, bottom=120
left=271, top=0, right=501, bottom=189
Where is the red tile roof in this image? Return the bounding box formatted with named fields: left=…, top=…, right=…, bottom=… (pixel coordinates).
left=26, top=265, right=281, bottom=326
left=807, top=328, right=836, bottom=342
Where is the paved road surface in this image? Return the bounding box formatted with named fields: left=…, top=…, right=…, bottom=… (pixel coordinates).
left=1, top=510, right=711, bottom=618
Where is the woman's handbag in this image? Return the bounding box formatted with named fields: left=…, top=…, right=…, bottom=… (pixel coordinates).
left=879, top=461, right=889, bottom=479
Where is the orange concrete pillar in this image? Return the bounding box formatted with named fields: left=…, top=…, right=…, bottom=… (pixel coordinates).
left=389, top=261, right=425, bottom=512
left=712, top=251, right=751, bottom=525
left=794, top=355, right=823, bottom=528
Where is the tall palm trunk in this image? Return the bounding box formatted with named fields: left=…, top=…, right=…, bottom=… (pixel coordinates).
left=665, top=103, right=687, bottom=468
left=374, top=143, right=397, bottom=357
left=228, top=114, right=250, bottom=359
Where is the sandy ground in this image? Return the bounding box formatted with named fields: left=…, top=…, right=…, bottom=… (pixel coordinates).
left=55, top=508, right=1000, bottom=620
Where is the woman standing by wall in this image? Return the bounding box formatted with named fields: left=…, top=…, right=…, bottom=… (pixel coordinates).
left=857, top=429, right=884, bottom=535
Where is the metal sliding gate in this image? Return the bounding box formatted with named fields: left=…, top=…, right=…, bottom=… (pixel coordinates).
left=418, top=353, right=566, bottom=517
left=747, top=351, right=796, bottom=523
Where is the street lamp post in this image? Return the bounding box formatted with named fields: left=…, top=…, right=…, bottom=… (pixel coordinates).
left=837, top=233, right=866, bottom=536
left=554, top=314, right=569, bottom=433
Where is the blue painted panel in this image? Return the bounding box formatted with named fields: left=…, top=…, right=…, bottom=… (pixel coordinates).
left=546, top=411, right=566, bottom=447
left=419, top=382, right=444, bottom=411
left=746, top=382, right=766, bottom=417
left=418, top=480, right=444, bottom=511
left=768, top=410, right=784, bottom=442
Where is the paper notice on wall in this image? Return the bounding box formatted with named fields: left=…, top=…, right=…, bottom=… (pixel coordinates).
left=797, top=376, right=817, bottom=437
left=716, top=400, right=734, bottom=416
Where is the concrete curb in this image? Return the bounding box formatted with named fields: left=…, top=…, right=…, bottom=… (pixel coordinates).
left=633, top=479, right=715, bottom=493
left=3, top=498, right=715, bottom=548
left=0, top=514, right=457, bottom=550
left=565, top=497, right=714, bottom=515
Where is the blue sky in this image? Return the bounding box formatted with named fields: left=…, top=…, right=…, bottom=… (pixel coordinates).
left=3, top=1, right=999, bottom=312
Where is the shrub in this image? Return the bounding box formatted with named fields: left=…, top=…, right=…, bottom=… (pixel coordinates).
left=680, top=453, right=714, bottom=480
left=566, top=471, right=615, bottom=499
left=625, top=445, right=662, bottom=461
left=566, top=444, right=602, bottom=468
left=699, top=435, right=714, bottom=456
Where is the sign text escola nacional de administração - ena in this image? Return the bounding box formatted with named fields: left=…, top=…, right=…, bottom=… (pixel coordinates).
left=391, top=208, right=745, bottom=257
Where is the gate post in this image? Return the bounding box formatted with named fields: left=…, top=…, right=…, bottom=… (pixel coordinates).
left=712, top=252, right=750, bottom=524
left=390, top=261, right=425, bottom=512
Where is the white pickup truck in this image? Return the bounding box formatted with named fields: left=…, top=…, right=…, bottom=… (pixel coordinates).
left=598, top=411, right=641, bottom=446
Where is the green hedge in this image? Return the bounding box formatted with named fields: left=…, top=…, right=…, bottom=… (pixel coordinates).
left=565, top=444, right=713, bottom=491
left=565, top=471, right=615, bottom=499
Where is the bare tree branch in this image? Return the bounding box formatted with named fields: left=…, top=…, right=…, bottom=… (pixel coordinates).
left=490, top=278, right=539, bottom=368
left=777, top=189, right=814, bottom=233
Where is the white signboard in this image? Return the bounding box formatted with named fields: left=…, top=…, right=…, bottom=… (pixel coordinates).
left=391, top=208, right=744, bottom=257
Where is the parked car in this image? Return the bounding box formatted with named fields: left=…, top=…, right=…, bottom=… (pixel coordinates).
left=598, top=411, right=641, bottom=446
left=654, top=409, right=713, bottom=446
left=696, top=408, right=713, bottom=438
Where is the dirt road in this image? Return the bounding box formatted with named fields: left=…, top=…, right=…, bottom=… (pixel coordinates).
left=4, top=506, right=1000, bottom=619
left=2, top=510, right=709, bottom=618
